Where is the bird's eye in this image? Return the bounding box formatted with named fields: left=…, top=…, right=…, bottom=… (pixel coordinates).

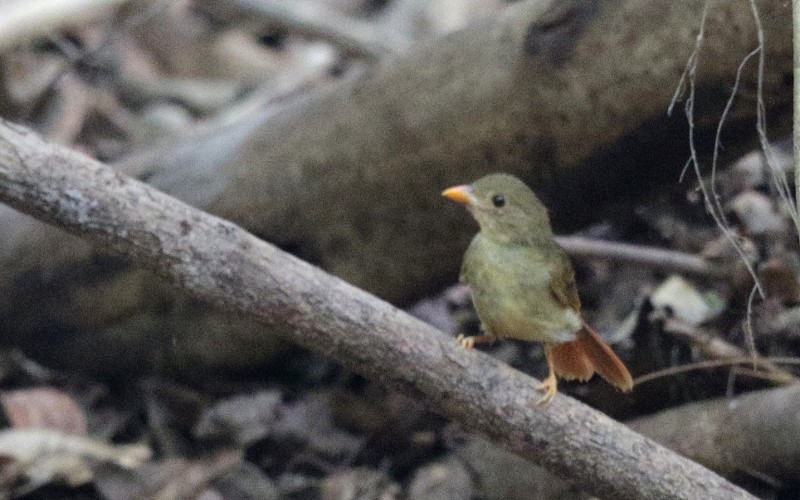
left=491, top=194, right=505, bottom=208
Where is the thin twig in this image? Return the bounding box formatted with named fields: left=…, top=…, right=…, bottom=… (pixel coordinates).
left=662, top=318, right=796, bottom=384
left=730, top=366, right=796, bottom=385
left=750, top=0, right=800, bottom=230
left=710, top=47, right=760, bottom=230
left=634, top=356, right=800, bottom=385
left=667, top=0, right=708, bottom=117
left=671, top=1, right=765, bottom=298
left=745, top=283, right=759, bottom=368
left=795, top=0, right=800, bottom=243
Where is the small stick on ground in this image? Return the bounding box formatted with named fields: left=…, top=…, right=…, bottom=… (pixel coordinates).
left=555, top=236, right=724, bottom=278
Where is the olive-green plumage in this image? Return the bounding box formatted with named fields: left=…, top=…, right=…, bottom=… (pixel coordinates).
left=443, top=174, right=633, bottom=404
left=458, top=175, right=582, bottom=344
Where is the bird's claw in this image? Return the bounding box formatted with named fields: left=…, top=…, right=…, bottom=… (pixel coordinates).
left=456, top=334, right=475, bottom=349
left=535, top=375, right=557, bottom=406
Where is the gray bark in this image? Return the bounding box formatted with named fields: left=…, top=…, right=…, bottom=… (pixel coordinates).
left=630, top=384, right=800, bottom=483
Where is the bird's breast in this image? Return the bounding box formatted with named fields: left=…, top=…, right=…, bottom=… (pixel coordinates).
left=462, top=235, right=580, bottom=343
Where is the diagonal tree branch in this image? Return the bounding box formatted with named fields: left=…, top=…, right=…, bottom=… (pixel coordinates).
left=0, top=121, right=753, bottom=499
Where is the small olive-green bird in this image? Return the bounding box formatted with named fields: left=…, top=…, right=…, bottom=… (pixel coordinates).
left=442, top=174, right=633, bottom=405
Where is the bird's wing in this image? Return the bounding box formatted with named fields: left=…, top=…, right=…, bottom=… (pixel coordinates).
left=459, top=254, right=469, bottom=284
left=548, top=250, right=581, bottom=312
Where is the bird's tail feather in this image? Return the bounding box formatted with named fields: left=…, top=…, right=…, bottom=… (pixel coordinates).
left=549, top=323, right=633, bottom=391
left=550, top=340, right=594, bottom=382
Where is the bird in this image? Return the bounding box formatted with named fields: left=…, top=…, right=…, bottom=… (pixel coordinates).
left=442, top=173, right=633, bottom=405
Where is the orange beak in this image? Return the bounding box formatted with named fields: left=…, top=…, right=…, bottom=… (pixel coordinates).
left=441, top=184, right=473, bottom=205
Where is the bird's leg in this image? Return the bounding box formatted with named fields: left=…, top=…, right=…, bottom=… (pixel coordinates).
left=456, top=333, right=494, bottom=349
left=536, top=344, right=558, bottom=405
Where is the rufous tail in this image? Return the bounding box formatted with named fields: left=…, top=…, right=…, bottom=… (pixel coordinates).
left=549, top=322, right=633, bottom=391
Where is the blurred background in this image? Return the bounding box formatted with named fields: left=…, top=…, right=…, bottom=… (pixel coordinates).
left=0, top=0, right=797, bottom=498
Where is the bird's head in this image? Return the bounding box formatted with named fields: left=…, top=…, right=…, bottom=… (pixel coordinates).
left=442, top=173, right=552, bottom=244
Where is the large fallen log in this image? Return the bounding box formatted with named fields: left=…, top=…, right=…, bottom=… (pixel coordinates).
left=629, top=384, right=800, bottom=483
left=451, top=383, right=800, bottom=496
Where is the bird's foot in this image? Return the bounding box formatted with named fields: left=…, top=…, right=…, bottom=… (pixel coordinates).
left=456, top=334, right=476, bottom=349
left=535, top=374, right=558, bottom=406
left=456, top=334, right=494, bottom=349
